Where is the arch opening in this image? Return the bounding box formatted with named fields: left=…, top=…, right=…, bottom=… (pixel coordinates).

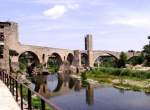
left=47, top=53, right=63, bottom=72
left=18, top=51, right=40, bottom=71
left=94, top=56, right=117, bottom=67
left=67, top=53, right=74, bottom=65
left=127, top=56, right=144, bottom=66
left=81, top=53, right=88, bottom=67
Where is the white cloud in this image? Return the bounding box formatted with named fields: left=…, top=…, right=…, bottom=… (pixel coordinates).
left=43, top=5, right=67, bottom=19
left=110, top=17, right=150, bottom=28
left=67, top=4, right=79, bottom=9
left=108, top=13, right=150, bottom=29
left=43, top=4, right=79, bottom=19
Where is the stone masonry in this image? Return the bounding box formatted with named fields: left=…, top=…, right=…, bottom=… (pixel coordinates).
left=0, top=21, right=141, bottom=71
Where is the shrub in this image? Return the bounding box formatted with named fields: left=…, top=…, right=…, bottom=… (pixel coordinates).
left=88, top=67, right=150, bottom=79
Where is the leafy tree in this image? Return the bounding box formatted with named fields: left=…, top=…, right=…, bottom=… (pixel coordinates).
left=143, top=44, right=150, bottom=66
left=117, top=52, right=127, bottom=68
left=47, top=58, right=59, bottom=72
left=100, top=57, right=117, bottom=67
left=128, top=53, right=144, bottom=66
left=143, top=36, right=150, bottom=66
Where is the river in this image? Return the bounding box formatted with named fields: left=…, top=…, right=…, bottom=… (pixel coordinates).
left=30, top=74, right=150, bottom=110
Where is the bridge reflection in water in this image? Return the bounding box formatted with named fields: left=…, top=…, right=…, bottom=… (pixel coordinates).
left=30, top=73, right=94, bottom=107
left=29, top=73, right=150, bottom=110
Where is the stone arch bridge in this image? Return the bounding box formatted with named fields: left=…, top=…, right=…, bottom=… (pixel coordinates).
left=0, top=22, right=141, bottom=70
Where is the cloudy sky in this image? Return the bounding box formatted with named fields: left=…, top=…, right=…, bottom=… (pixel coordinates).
left=0, top=0, right=150, bottom=51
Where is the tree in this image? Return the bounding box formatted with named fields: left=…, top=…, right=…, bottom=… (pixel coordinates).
left=128, top=53, right=144, bottom=66
left=143, top=44, right=150, bottom=66
left=143, top=36, right=150, bottom=66
left=117, top=52, right=127, bottom=68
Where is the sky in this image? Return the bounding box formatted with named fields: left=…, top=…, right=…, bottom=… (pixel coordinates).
left=0, top=0, right=150, bottom=51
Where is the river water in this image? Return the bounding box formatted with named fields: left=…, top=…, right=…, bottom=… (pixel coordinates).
left=30, top=74, right=150, bottom=110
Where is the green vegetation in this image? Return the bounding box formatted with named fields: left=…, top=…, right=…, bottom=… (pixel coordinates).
left=117, top=52, right=127, bottom=68
left=47, top=58, right=60, bottom=73
left=143, top=45, right=150, bottom=66
left=19, top=62, right=27, bottom=71
left=81, top=72, right=88, bottom=86
left=31, top=97, right=52, bottom=110
left=86, top=67, right=150, bottom=92
left=94, top=56, right=117, bottom=67
left=142, top=36, right=150, bottom=66
left=21, top=86, right=53, bottom=110
left=127, top=54, right=144, bottom=66
left=85, top=37, right=150, bottom=93
left=47, top=65, right=59, bottom=73
left=87, top=67, right=150, bottom=80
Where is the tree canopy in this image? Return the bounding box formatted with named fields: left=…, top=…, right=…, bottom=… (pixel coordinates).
left=117, top=52, right=127, bottom=68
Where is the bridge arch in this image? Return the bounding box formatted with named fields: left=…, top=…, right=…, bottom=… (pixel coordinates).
left=47, top=53, right=63, bottom=72
left=18, top=51, right=40, bottom=70
left=81, top=53, right=88, bottom=66
left=67, top=53, right=74, bottom=65
left=127, top=55, right=144, bottom=65
left=104, top=53, right=119, bottom=60
left=127, top=56, right=138, bottom=62
left=94, top=55, right=117, bottom=67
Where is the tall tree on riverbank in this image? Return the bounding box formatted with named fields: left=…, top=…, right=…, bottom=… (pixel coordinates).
left=117, top=52, right=127, bottom=68
left=143, top=36, right=150, bottom=66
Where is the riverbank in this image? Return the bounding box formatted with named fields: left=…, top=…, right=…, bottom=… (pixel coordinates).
left=85, top=67, right=150, bottom=93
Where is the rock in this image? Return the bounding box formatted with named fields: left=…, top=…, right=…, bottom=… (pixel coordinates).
left=87, top=79, right=99, bottom=87
left=59, top=61, right=77, bottom=74
left=145, top=83, right=150, bottom=88
left=112, top=79, right=120, bottom=84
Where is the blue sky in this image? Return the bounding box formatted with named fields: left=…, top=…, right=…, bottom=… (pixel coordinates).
left=0, top=0, right=150, bottom=51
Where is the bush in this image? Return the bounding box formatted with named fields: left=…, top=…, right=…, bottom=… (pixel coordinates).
left=87, top=67, right=150, bottom=79
left=19, top=62, right=27, bottom=71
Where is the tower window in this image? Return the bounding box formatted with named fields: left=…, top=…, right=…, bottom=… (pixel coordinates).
left=0, top=25, right=4, bottom=29
left=0, top=45, right=4, bottom=58
left=0, top=33, right=4, bottom=41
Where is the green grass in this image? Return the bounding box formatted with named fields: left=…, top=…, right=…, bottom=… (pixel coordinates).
left=47, top=65, right=59, bottom=73
left=87, top=67, right=150, bottom=79
left=32, top=96, right=52, bottom=110
left=85, top=67, right=150, bottom=93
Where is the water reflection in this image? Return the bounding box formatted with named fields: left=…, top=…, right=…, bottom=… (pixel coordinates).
left=31, top=72, right=94, bottom=106
left=86, top=83, right=94, bottom=105
left=31, top=73, right=150, bottom=110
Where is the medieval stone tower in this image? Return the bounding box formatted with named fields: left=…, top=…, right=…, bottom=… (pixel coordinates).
left=0, top=22, right=10, bottom=71
left=85, top=34, right=93, bottom=51
left=85, top=34, right=94, bottom=67
left=0, top=22, right=19, bottom=71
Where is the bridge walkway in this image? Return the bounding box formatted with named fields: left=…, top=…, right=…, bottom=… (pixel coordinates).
left=0, top=80, right=20, bottom=110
